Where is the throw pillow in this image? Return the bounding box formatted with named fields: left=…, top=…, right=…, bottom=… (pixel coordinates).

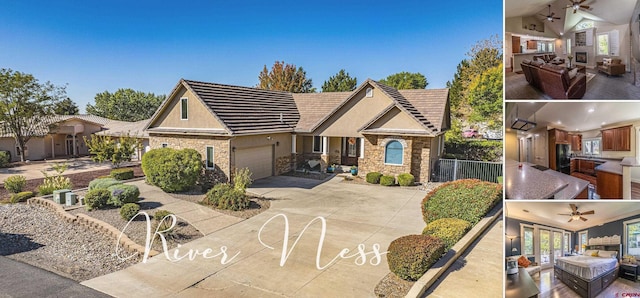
left=569, top=68, right=578, bottom=80
left=603, top=58, right=612, bottom=66
left=591, top=251, right=599, bottom=257
left=517, top=255, right=531, bottom=268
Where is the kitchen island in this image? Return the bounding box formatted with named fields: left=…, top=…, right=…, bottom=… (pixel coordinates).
left=506, top=160, right=589, bottom=199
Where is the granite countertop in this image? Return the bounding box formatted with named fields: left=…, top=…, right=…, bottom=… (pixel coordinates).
left=543, top=170, right=590, bottom=200
left=620, top=157, right=640, bottom=167
left=595, top=161, right=623, bottom=175
left=505, top=160, right=568, bottom=199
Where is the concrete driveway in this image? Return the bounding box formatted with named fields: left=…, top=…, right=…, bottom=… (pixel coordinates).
left=83, top=176, right=428, bottom=297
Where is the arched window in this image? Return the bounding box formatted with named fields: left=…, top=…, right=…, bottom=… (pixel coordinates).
left=385, top=140, right=403, bottom=165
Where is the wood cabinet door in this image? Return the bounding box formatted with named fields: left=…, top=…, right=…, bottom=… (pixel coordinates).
left=556, top=130, right=569, bottom=144
left=527, top=40, right=537, bottom=49
left=616, top=126, right=631, bottom=151
left=602, top=129, right=615, bottom=151
left=512, top=36, right=521, bottom=54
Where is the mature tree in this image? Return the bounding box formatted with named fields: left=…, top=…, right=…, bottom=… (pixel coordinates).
left=379, top=72, right=428, bottom=89
left=0, top=68, right=65, bottom=161
left=321, top=69, right=357, bottom=92
left=83, top=133, right=141, bottom=168
left=468, top=63, right=503, bottom=129
left=86, top=89, right=165, bottom=121
left=257, top=61, right=315, bottom=93
left=54, top=97, right=79, bottom=115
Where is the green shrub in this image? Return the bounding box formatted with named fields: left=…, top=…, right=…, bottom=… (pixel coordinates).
left=88, top=178, right=122, bottom=191
left=0, top=151, right=10, bottom=168
left=233, top=168, right=252, bottom=192
left=421, top=179, right=502, bottom=226
left=84, top=189, right=111, bottom=211
left=97, top=175, right=112, bottom=179
left=422, top=218, right=472, bottom=250
left=444, top=139, right=502, bottom=162
left=10, top=191, right=34, bottom=203
left=380, top=175, right=395, bottom=186
left=120, top=203, right=140, bottom=221
left=366, top=172, right=383, bottom=184
left=142, top=148, right=203, bottom=193
left=38, top=176, right=72, bottom=195
left=154, top=210, right=175, bottom=232
left=397, top=173, right=415, bottom=186
left=4, top=175, right=27, bottom=193
left=387, top=234, right=445, bottom=281
left=204, top=183, right=249, bottom=211
left=107, top=184, right=140, bottom=207
left=154, top=210, right=173, bottom=221
left=111, top=168, right=134, bottom=180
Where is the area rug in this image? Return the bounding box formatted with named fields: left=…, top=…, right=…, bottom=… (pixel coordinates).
left=586, top=72, right=595, bottom=84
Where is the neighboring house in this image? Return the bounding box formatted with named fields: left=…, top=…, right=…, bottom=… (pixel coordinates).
left=95, top=119, right=151, bottom=160
left=0, top=115, right=148, bottom=162
left=145, top=78, right=450, bottom=182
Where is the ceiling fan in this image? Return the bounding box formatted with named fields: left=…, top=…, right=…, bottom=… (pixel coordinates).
left=558, top=203, right=595, bottom=222
left=563, top=0, right=592, bottom=14
left=540, top=5, right=561, bottom=22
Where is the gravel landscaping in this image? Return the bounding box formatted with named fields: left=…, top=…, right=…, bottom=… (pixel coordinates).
left=0, top=204, right=141, bottom=282
left=374, top=273, right=415, bottom=298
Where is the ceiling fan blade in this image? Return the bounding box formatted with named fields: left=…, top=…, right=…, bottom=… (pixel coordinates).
left=558, top=213, right=572, bottom=216
left=551, top=12, right=556, bottom=16
left=580, top=216, right=588, bottom=221
left=539, top=13, right=547, bottom=17
left=570, top=204, right=577, bottom=213
left=580, top=5, right=591, bottom=10
left=568, top=218, right=573, bottom=222
left=581, top=210, right=595, bottom=215
left=578, top=0, right=587, bottom=4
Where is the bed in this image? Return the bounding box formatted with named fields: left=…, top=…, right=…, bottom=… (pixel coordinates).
left=553, top=245, right=621, bottom=298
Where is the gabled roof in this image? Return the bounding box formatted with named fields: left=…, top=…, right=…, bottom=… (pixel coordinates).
left=96, top=119, right=151, bottom=138
left=291, top=92, right=351, bottom=132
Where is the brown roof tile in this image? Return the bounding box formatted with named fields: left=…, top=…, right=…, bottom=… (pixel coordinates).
left=400, top=89, right=450, bottom=133
left=291, top=92, right=351, bottom=132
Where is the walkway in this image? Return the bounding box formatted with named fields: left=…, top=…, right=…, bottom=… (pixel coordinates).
left=422, top=216, right=504, bottom=297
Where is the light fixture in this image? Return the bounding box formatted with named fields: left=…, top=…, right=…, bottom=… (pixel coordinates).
left=572, top=214, right=580, bottom=221
left=557, top=121, right=562, bottom=124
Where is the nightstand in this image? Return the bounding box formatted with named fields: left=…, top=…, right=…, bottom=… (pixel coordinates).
left=620, top=263, right=638, bottom=282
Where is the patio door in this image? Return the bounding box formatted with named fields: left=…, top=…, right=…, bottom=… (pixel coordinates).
left=535, top=226, right=565, bottom=269
left=341, top=137, right=359, bottom=166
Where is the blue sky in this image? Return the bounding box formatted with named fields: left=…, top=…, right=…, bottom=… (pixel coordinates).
left=1, top=1, right=502, bottom=113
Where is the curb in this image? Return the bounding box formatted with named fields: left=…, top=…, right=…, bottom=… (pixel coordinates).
left=404, top=203, right=504, bottom=298
left=27, top=197, right=159, bottom=258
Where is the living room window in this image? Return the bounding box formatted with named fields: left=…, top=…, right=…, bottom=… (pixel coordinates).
left=624, top=218, right=640, bottom=258
left=583, top=138, right=601, bottom=156
left=597, top=33, right=609, bottom=56
left=566, top=38, right=571, bottom=55
left=521, top=225, right=534, bottom=257
left=576, top=20, right=594, bottom=30
left=312, top=136, right=323, bottom=153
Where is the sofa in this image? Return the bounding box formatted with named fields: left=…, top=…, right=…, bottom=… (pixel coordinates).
left=596, top=58, right=625, bottom=76
left=521, top=60, right=586, bottom=99
left=507, top=255, right=541, bottom=278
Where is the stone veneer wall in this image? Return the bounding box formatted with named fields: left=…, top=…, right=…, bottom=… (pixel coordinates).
left=275, top=155, right=291, bottom=175
left=149, top=134, right=231, bottom=182
left=359, top=134, right=432, bottom=182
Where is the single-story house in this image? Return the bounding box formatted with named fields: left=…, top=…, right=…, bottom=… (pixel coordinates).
left=94, top=119, right=151, bottom=160
left=0, top=115, right=149, bottom=162
left=145, top=78, right=450, bottom=183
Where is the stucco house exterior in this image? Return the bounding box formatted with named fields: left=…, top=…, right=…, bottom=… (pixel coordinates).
left=145, top=79, right=450, bottom=183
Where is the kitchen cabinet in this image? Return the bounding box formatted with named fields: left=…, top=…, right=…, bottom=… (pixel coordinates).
left=527, top=40, right=537, bottom=50
left=570, top=159, right=577, bottom=173
left=570, top=134, right=582, bottom=151
left=596, top=170, right=623, bottom=199
left=553, top=129, right=569, bottom=144
left=579, top=159, right=595, bottom=175
left=512, top=36, right=521, bottom=54
left=602, top=126, right=631, bottom=151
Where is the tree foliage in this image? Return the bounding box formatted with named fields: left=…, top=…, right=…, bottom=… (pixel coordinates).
left=321, top=69, right=357, bottom=92
left=258, top=61, right=315, bottom=93
left=83, top=133, right=141, bottom=168
left=0, top=68, right=65, bottom=161
left=379, top=72, right=428, bottom=89
left=54, top=97, right=79, bottom=115
left=86, top=88, right=165, bottom=121
left=468, top=63, right=503, bottom=129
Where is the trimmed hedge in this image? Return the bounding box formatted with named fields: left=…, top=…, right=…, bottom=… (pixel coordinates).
left=204, top=183, right=249, bottom=211
left=366, top=172, right=383, bottom=184
left=4, top=175, right=26, bottom=193
left=387, top=234, right=445, bottom=281
left=85, top=189, right=111, bottom=211
left=120, top=203, right=140, bottom=221
left=142, top=148, right=203, bottom=193
left=397, top=173, right=415, bottom=186
left=89, top=178, right=122, bottom=191
left=154, top=210, right=173, bottom=221
left=10, top=191, right=34, bottom=203
left=380, top=175, right=395, bottom=186
left=111, top=168, right=134, bottom=180
left=107, top=184, right=140, bottom=207
left=422, top=218, right=472, bottom=250
left=444, top=139, right=502, bottom=162
left=421, top=179, right=501, bottom=226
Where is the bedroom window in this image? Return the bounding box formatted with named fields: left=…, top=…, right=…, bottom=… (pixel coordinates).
left=522, top=225, right=534, bottom=256
left=312, top=136, right=323, bottom=153
left=578, top=231, right=588, bottom=253
left=180, top=97, right=188, bottom=120
left=624, top=218, right=640, bottom=257
left=563, top=232, right=571, bottom=254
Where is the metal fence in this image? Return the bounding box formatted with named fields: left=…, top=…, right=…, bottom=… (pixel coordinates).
left=432, top=158, right=503, bottom=183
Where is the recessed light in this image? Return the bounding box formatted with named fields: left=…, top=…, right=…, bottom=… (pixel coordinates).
left=557, top=121, right=562, bottom=124
left=588, top=108, right=595, bottom=113
left=602, top=122, right=606, bottom=125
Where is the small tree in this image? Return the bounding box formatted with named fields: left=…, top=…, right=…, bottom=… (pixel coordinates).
left=54, top=98, right=79, bottom=115
left=84, top=133, right=141, bottom=168
left=321, top=69, right=357, bottom=92
left=258, top=61, right=316, bottom=93
left=379, top=72, right=428, bottom=89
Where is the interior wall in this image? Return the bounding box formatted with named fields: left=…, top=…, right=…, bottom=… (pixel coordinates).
left=505, top=131, right=518, bottom=161
left=506, top=33, right=513, bottom=69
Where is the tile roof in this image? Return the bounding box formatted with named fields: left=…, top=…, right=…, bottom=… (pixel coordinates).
left=183, top=80, right=300, bottom=135
left=291, top=92, right=351, bottom=132
left=0, top=114, right=147, bottom=139
left=96, top=119, right=150, bottom=138
left=399, top=88, right=450, bottom=133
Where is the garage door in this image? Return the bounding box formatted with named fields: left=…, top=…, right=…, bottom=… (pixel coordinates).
left=235, top=146, right=273, bottom=180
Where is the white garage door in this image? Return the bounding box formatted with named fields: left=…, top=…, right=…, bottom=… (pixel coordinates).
left=235, top=146, right=273, bottom=180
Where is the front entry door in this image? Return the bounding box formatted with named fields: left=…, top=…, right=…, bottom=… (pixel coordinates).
left=341, top=137, right=359, bottom=166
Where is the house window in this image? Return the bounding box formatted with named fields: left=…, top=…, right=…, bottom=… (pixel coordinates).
left=384, top=140, right=403, bottom=165
left=348, top=138, right=357, bottom=157
left=576, top=21, right=594, bottom=30
left=365, top=87, right=373, bottom=97
left=624, top=218, right=640, bottom=258
left=583, top=138, right=601, bottom=155
left=161, top=143, right=168, bottom=148
left=563, top=232, right=571, bottom=254
left=180, top=97, right=188, bottom=120
left=312, top=136, right=324, bottom=153
left=567, top=38, right=572, bottom=54
left=597, top=33, right=609, bottom=56
left=578, top=231, right=588, bottom=253
left=522, top=225, right=534, bottom=256
left=205, top=146, right=214, bottom=169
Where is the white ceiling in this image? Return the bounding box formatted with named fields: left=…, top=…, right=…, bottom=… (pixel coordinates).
left=506, top=201, right=640, bottom=231
left=506, top=0, right=638, bottom=36
left=506, top=102, right=640, bottom=134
